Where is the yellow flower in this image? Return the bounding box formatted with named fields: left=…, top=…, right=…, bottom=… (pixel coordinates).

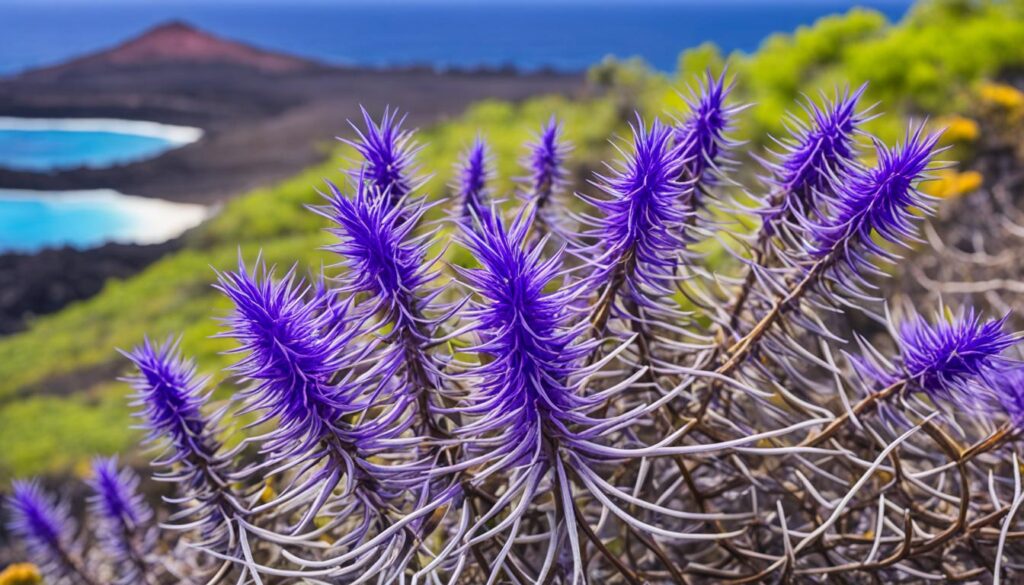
left=934, top=115, right=979, bottom=144
left=259, top=478, right=276, bottom=504
left=0, top=563, right=43, bottom=585
left=921, top=169, right=983, bottom=199
left=978, top=82, right=1024, bottom=115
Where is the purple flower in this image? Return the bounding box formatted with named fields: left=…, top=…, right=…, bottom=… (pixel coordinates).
left=675, top=71, right=740, bottom=189
left=759, top=85, right=867, bottom=231
left=217, top=257, right=416, bottom=534
left=87, top=457, right=153, bottom=584
left=581, top=116, right=692, bottom=325
left=122, top=338, right=239, bottom=546
left=6, top=481, right=92, bottom=585
left=853, top=308, right=1016, bottom=412
left=439, top=210, right=697, bottom=582
left=317, top=178, right=449, bottom=430
left=123, top=338, right=212, bottom=456
left=342, top=106, right=423, bottom=207
left=454, top=136, right=493, bottom=220
left=522, top=116, right=570, bottom=208
left=319, top=178, right=430, bottom=316
left=808, top=126, right=942, bottom=281
left=455, top=209, right=595, bottom=465
left=215, top=260, right=340, bottom=459
left=898, top=308, right=1016, bottom=403
left=216, top=259, right=352, bottom=447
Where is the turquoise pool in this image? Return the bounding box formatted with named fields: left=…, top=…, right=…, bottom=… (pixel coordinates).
left=0, top=189, right=208, bottom=252
left=0, top=117, right=202, bottom=171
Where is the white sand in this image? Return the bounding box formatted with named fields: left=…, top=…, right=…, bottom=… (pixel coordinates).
left=0, top=117, right=203, bottom=145
left=0, top=188, right=211, bottom=246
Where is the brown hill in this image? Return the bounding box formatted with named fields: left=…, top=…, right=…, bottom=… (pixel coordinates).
left=22, top=21, right=319, bottom=77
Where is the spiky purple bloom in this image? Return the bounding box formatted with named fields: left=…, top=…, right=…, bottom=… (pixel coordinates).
left=124, top=338, right=212, bottom=456
left=320, top=179, right=430, bottom=315
left=217, top=260, right=352, bottom=445
left=87, top=457, right=154, bottom=584
left=439, top=210, right=713, bottom=582
left=217, top=259, right=416, bottom=527
left=456, top=209, right=595, bottom=464
left=454, top=136, right=493, bottom=220
left=808, top=126, right=941, bottom=280
left=342, top=106, right=422, bottom=207
left=317, top=178, right=449, bottom=428
left=6, top=481, right=93, bottom=585
left=759, top=85, right=866, bottom=230
left=522, top=116, right=570, bottom=208
left=898, top=309, right=1016, bottom=403
left=676, top=71, right=739, bottom=188
left=122, top=339, right=239, bottom=544
left=582, top=117, right=692, bottom=320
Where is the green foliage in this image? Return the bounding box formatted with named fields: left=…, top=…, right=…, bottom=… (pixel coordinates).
left=0, top=387, right=134, bottom=480
left=664, top=0, right=1024, bottom=143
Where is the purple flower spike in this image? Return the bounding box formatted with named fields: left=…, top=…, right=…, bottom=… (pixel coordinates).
left=898, top=308, right=1016, bottom=404
left=122, top=338, right=239, bottom=546
left=581, top=116, right=693, bottom=322
left=317, top=178, right=449, bottom=429
left=123, top=338, right=211, bottom=455
left=217, top=256, right=416, bottom=537
left=88, top=457, right=154, bottom=584
left=216, top=259, right=357, bottom=449
left=523, top=116, right=570, bottom=208
left=6, top=481, right=93, bottom=585
left=760, top=85, right=867, bottom=230
left=343, top=106, right=423, bottom=207
left=89, top=457, right=151, bottom=536
left=456, top=209, right=595, bottom=463
left=676, top=70, right=740, bottom=188
left=454, top=136, right=493, bottom=220
left=808, top=126, right=942, bottom=280
left=320, top=178, right=429, bottom=313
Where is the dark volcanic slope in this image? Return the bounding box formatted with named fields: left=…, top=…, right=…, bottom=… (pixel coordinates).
left=0, top=22, right=584, bottom=203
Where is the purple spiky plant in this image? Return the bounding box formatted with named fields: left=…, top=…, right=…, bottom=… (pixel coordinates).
left=578, top=116, right=693, bottom=340
left=675, top=70, right=741, bottom=195
left=12, top=75, right=1024, bottom=585
left=214, top=257, right=425, bottom=579
left=522, top=116, right=570, bottom=208
left=453, top=136, right=494, bottom=220
left=342, top=106, right=424, bottom=208
left=808, top=126, right=943, bottom=283
left=758, top=85, right=867, bottom=233
left=6, top=481, right=98, bottom=585
left=122, top=338, right=243, bottom=552
left=856, top=309, right=1024, bottom=409
left=87, top=457, right=155, bottom=585
left=316, top=176, right=455, bottom=436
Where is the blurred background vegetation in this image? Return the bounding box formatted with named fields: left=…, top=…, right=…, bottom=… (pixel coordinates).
left=3, top=0, right=1024, bottom=483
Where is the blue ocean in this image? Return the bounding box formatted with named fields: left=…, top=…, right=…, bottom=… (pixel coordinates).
left=0, top=1, right=913, bottom=75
